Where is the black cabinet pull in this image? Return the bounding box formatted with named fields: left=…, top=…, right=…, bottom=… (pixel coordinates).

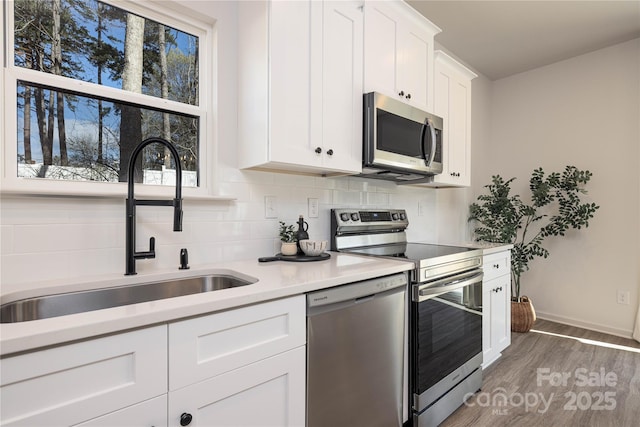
left=180, top=413, right=193, bottom=426
left=326, top=149, right=334, bottom=156
left=315, top=147, right=322, bottom=154
left=398, top=90, right=405, bottom=97
left=406, top=93, right=411, bottom=99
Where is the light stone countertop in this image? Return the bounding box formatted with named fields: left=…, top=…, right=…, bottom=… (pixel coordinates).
left=413, top=241, right=513, bottom=256
left=0, top=252, right=414, bottom=356
left=459, top=241, right=514, bottom=255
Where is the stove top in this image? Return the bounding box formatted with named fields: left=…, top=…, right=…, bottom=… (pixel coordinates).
left=344, top=243, right=479, bottom=261
left=332, top=208, right=483, bottom=282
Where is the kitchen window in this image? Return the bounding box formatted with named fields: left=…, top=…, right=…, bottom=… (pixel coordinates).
left=1, top=0, right=214, bottom=197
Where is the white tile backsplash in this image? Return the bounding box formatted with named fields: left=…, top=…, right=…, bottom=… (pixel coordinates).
left=0, top=170, right=470, bottom=288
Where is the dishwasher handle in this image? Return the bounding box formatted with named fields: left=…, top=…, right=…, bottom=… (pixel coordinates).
left=307, top=272, right=407, bottom=314
left=414, top=271, right=483, bottom=302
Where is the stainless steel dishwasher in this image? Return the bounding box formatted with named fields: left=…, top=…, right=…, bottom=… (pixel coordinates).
left=306, top=272, right=407, bottom=427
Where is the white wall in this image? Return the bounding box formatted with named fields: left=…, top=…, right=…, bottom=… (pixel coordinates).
left=480, top=38, right=640, bottom=337
left=0, top=1, right=456, bottom=294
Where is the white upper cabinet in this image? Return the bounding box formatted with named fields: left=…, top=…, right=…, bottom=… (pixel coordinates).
left=363, top=0, right=441, bottom=113
left=315, top=1, right=364, bottom=174
left=238, top=0, right=363, bottom=175
left=428, top=50, right=477, bottom=187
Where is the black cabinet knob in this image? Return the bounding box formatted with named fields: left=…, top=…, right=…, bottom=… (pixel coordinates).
left=180, top=413, right=193, bottom=426
left=398, top=90, right=405, bottom=96
left=494, top=264, right=499, bottom=269
left=406, top=93, right=411, bottom=99
left=315, top=147, right=322, bottom=154
left=326, top=149, right=334, bottom=156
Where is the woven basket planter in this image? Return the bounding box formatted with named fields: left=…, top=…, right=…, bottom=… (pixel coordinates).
left=511, top=296, right=536, bottom=332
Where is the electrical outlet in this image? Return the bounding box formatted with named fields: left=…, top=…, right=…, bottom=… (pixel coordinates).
left=616, top=289, right=630, bottom=305
left=418, top=199, right=427, bottom=217
left=265, top=196, right=278, bottom=219
left=308, top=198, right=319, bottom=218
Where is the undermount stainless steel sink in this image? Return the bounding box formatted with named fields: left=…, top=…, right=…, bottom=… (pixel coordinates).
left=0, top=274, right=258, bottom=323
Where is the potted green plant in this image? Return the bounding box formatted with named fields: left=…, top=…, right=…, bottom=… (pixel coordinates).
left=469, top=166, right=599, bottom=332
left=279, top=221, right=297, bottom=256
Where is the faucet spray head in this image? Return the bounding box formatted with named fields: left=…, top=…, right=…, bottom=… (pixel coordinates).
left=173, top=198, right=183, bottom=232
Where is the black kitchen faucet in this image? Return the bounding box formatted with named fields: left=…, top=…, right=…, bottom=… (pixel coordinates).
left=125, top=137, right=183, bottom=275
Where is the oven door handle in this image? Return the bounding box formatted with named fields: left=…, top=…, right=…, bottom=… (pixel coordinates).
left=415, top=271, right=484, bottom=302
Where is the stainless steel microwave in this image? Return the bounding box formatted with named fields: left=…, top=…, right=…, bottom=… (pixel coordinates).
left=362, top=92, right=443, bottom=183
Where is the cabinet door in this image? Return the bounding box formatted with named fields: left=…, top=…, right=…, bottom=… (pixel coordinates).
left=0, top=326, right=167, bottom=426
left=431, top=51, right=476, bottom=187
left=168, top=295, right=305, bottom=391
left=168, top=346, right=306, bottom=427
left=399, top=24, right=432, bottom=112
left=364, top=1, right=437, bottom=111
left=363, top=1, right=400, bottom=100
left=72, top=396, right=167, bottom=427
left=319, top=0, right=363, bottom=173
left=268, top=0, right=316, bottom=166
left=482, top=283, right=495, bottom=367
left=483, top=275, right=511, bottom=368
left=492, top=275, right=511, bottom=354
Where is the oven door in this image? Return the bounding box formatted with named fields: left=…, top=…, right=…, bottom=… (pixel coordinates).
left=411, top=270, right=483, bottom=411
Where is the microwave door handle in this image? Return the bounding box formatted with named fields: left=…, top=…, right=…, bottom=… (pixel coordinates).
left=420, top=118, right=437, bottom=167
left=420, top=119, right=430, bottom=166
left=427, top=117, right=437, bottom=167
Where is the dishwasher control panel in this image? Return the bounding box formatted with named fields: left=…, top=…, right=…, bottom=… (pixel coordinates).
left=306, top=272, right=408, bottom=309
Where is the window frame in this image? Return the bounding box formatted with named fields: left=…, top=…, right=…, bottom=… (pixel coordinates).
left=1, top=0, right=221, bottom=199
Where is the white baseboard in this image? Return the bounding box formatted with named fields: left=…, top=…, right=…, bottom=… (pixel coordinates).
left=535, top=311, right=634, bottom=340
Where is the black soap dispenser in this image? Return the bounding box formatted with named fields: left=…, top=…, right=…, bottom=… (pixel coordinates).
left=296, top=215, right=309, bottom=254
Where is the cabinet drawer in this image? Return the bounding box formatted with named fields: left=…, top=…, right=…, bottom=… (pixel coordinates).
left=482, top=251, right=510, bottom=282
left=169, top=295, right=305, bottom=390
left=0, top=326, right=167, bottom=426
left=73, top=395, right=167, bottom=427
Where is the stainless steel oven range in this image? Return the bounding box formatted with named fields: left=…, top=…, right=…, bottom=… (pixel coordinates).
left=331, top=208, right=484, bottom=427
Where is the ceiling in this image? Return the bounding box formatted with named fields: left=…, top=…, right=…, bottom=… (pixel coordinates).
left=407, top=0, right=640, bottom=80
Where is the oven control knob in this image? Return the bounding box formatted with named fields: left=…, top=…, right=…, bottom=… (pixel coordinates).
left=350, top=213, right=360, bottom=221
left=340, top=213, right=350, bottom=222
left=399, top=213, right=406, bottom=220
left=392, top=213, right=399, bottom=220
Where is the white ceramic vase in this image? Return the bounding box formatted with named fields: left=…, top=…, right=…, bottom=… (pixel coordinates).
left=280, top=242, right=297, bottom=256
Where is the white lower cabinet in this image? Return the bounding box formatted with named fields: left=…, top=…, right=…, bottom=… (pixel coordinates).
left=168, top=347, right=305, bottom=427
left=73, top=396, right=167, bottom=427
left=482, top=250, right=512, bottom=368
left=0, top=296, right=306, bottom=427
left=0, top=326, right=167, bottom=427
left=167, top=295, right=306, bottom=427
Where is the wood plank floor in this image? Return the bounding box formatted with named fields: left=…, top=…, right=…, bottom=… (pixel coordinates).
left=441, top=319, right=640, bottom=426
